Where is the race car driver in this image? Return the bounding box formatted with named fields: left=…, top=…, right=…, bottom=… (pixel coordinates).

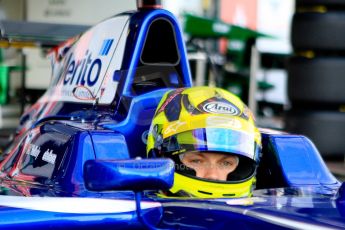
left=146, top=86, right=261, bottom=198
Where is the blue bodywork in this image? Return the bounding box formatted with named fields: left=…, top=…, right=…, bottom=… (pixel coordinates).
left=0, top=4, right=344, bottom=230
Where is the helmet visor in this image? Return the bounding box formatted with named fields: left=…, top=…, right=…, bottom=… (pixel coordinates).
left=161, top=128, right=256, bottom=160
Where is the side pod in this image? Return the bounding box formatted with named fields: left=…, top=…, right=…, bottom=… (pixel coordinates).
left=256, top=131, right=340, bottom=189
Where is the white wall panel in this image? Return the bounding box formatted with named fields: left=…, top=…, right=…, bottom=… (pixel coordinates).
left=27, top=0, right=136, bottom=24
left=25, top=0, right=136, bottom=89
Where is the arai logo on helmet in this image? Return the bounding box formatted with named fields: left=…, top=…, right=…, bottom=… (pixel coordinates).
left=203, top=102, right=240, bottom=115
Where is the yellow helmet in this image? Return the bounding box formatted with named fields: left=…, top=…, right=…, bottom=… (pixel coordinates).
left=147, top=86, right=261, bottom=198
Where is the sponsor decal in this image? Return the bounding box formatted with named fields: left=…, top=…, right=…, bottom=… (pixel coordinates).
left=206, top=116, right=242, bottom=129
left=141, top=130, right=149, bottom=144
left=203, top=101, right=240, bottom=115
left=27, top=144, right=41, bottom=159
left=72, top=85, right=96, bottom=101
left=163, top=121, right=187, bottom=136
left=224, top=197, right=265, bottom=206
left=63, top=50, right=102, bottom=87
left=62, top=39, right=114, bottom=88
left=99, top=39, right=114, bottom=56
left=42, top=149, right=57, bottom=165
left=212, top=22, right=231, bottom=34
left=225, top=197, right=252, bottom=205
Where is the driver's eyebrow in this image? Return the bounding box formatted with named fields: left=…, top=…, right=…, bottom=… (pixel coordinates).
left=187, top=152, right=206, bottom=158
left=219, top=155, right=235, bottom=160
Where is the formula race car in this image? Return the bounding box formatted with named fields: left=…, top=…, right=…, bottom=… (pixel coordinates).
left=0, top=0, right=344, bottom=229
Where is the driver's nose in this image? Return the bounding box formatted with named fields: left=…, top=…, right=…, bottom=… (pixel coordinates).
left=202, top=167, right=226, bottom=181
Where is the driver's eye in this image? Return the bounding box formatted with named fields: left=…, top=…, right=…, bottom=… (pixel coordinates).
left=219, top=160, right=234, bottom=167
left=190, top=159, right=202, bottom=164
left=221, top=161, right=230, bottom=166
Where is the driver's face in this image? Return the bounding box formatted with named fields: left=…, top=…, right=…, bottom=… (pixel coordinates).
left=180, top=152, right=239, bottom=181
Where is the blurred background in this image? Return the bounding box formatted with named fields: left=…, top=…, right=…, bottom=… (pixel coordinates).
left=0, top=0, right=344, bottom=180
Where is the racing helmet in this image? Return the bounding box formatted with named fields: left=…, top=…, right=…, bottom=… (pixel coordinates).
left=147, top=86, right=261, bottom=198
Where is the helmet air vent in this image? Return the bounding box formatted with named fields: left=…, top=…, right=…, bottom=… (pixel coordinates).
left=197, top=190, right=213, bottom=195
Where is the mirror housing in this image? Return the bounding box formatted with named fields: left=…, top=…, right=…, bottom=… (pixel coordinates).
left=84, top=158, right=174, bottom=191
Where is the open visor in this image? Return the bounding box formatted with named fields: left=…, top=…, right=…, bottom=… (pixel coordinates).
left=161, top=128, right=256, bottom=160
